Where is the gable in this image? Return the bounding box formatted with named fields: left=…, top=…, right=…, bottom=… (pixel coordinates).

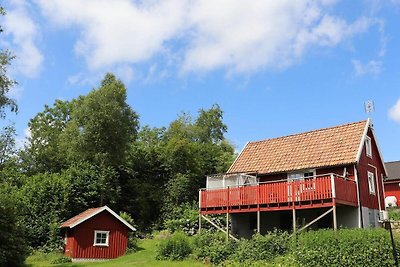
left=228, top=120, right=368, bottom=174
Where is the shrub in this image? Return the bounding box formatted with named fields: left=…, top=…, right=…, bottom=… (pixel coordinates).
left=192, top=231, right=237, bottom=265
left=292, top=228, right=398, bottom=267
left=156, top=231, right=192, bottom=260
left=233, top=230, right=290, bottom=263
left=164, top=202, right=199, bottom=235
left=388, top=208, right=400, bottom=221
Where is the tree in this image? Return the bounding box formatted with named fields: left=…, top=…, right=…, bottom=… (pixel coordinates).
left=0, top=183, right=28, bottom=267
left=62, top=73, right=139, bottom=168
left=22, top=100, right=72, bottom=173
left=0, top=7, right=17, bottom=118
left=0, top=123, right=16, bottom=166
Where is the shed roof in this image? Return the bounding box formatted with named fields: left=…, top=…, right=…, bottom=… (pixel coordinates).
left=228, top=120, right=370, bottom=174
left=385, top=161, right=400, bottom=181
left=60, top=206, right=136, bottom=231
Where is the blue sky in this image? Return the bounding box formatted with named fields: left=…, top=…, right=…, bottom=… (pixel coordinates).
left=1, top=0, right=400, bottom=162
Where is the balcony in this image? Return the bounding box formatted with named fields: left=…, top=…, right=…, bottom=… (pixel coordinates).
left=199, top=173, right=358, bottom=214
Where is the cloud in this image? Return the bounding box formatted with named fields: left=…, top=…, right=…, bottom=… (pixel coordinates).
left=352, top=60, right=382, bottom=76
left=2, top=0, right=43, bottom=78
left=389, top=99, right=400, bottom=123
left=35, top=0, right=374, bottom=75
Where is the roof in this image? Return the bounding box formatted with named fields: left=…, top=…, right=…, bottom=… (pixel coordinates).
left=228, top=120, right=369, bottom=174
left=60, top=206, right=136, bottom=231
left=385, top=161, right=400, bottom=181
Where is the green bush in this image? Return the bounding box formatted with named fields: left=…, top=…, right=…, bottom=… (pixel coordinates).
left=388, top=208, right=400, bottom=221
left=156, top=231, right=192, bottom=260
left=292, top=228, right=398, bottom=267
left=192, top=231, right=237, bottom=265
left=50, top=255, right=72, bottom=264
left=233, top=230, right=290, bottom=263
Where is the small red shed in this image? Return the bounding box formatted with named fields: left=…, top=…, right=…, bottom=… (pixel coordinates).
left=384, top=161, right=400, bottom=207
left=60, top=206, right=136, bottom=260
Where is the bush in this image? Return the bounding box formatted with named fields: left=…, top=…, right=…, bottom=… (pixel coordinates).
left=164, top=202, right=199, bottom=235
left=388, top=208, right=400, bottom=221
left=156, top=231, right=192, bottom=260
left=233, top=230, right=290, bottom=263
left=292, top=228, right=398, bottom=267
left=192, top=231, right=237, bottom=265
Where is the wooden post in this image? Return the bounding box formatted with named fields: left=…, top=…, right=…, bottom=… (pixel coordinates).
left=333, top=204, right=337, bottom=230
left=199, top=213, right=202, bottom=232
left=292, top=209, right=296, bottom=233
left=257, top=210, right=260, bottom=233
left=226, top=212, right=229, bottom=242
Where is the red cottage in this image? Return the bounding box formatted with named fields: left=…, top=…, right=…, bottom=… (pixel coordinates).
left=199, top=120, right=387, bottom=238
left=60, top=206, right=136, bottom=260
left=384, top=161, right=400, bottom=207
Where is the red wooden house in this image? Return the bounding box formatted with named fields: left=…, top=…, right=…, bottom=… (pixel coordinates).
left=60, top=206, right=136, bottom=260
left=199, top=120, right=387, bottom=238
left=384, top=161, right=400, bottom=207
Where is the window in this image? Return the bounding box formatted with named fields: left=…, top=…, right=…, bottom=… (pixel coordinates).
left=368, top=171, right=375, bottom=195
left=365, top=136, right=372, bottom=158
left=93, top=230, right=109, bottom=246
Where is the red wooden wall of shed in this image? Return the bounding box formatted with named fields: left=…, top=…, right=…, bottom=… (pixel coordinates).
left=66, top=211, right=129, bottom=259
left=384, top=180, right=400, bottom=206
left=357, top=129, right=385, bottom=210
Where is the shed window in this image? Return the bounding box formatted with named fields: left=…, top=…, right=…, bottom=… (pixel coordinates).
left=368, top=171, right=375, bottom=195
left=93, top=230, right=109, bottom=246
left=365, top=136, right=372, bottom=158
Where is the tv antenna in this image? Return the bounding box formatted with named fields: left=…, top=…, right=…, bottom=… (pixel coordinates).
left=364, top=100, right=375, bottom=116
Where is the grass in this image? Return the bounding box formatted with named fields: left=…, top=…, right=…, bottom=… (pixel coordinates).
left=25, top=238, right=207, bottom=267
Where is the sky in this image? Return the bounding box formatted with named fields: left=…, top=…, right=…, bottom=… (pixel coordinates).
left=1, top=0, right=400, bottom=162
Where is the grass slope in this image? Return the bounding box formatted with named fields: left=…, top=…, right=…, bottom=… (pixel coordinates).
left=25, top=238, right=206, bottom=267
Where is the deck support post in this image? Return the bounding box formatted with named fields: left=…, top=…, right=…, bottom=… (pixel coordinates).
left=257, top=210, right=260, bottom=233
left=199, top=213, right=202, bottom=232
left=292, top=209, right=296, bottom=233
left=226, top=212, right=229, bottom=242
left=333, top=204, right=337, bottom=230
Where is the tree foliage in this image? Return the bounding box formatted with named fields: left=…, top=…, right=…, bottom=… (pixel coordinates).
left=0, top=7, right=17, bottom=118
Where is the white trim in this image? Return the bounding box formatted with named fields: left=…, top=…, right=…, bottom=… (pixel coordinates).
left=365, top=136, right=372, bottom=158
left=66, top=206, right=136, bottom=231
left=354, top=165, right=361, bottom=228
left=355, top=119, right=370, bottom=163
left=368, top=164, right=382, bottom=211
left=227, top=142, right=249, bottom=173
left=93, top=230, right=109, bottom=247
left=367, top=171, right=376, bottom=195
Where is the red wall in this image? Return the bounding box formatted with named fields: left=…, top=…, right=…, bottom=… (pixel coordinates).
left=65, top=211, right=129, bottom=259
left=384, top=180, right=400, bottom=206
left=357, top=129, right=385, bottom=210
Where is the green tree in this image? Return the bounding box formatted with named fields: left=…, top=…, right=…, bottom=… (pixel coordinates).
left=22, top=100, right=72, bottom=173
left=62, top=73, right=139, bottom=168
left=0, top=183, right=27, bottom=267
left=0, top=7, right=17, bottom=118
left=0, top=123, right=16, bottom=166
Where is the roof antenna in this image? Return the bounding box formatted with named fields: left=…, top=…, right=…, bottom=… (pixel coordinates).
left=364, top=100, right=375, bottom=126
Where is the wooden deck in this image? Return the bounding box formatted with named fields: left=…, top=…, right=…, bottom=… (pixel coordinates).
left=199, top=174, right=358, bottom=214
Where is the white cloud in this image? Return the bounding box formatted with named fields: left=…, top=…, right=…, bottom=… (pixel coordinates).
left=35, top=0, right=374, bottom=75
left=389, top=99, right=400, bottom=123
left=352, top=60, right=382, bottom=76
left=3, top=0, right=43, bottom=78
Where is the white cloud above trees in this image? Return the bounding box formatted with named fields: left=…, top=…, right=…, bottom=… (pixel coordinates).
left=34, top=0, right=375, bottom=75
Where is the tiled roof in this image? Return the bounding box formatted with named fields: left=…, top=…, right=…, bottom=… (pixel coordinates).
left=60, top=207, right=103, bottom=228
left=385, top=161, right=400, bottom=181
left=228, top=120, right=368, bottom=174
left=60, top=206, right=136, bottom=231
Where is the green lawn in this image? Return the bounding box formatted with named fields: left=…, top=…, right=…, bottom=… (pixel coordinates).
left=25, top=238, right=207, bottom=267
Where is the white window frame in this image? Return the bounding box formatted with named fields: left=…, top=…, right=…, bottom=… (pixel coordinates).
left=365, top=136, right=372, bottom=158
left=93, top=230, right=109, bottom=247
left=367, top=171, right=375, bottom=195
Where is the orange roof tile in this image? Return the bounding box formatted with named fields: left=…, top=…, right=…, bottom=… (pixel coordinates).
left=228, top=120, right=368, bottom=174
left=60, top=206, right=136, bottom=231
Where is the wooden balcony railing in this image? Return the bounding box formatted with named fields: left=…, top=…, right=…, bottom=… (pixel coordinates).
left=199, top=174, right=358, bottom=214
